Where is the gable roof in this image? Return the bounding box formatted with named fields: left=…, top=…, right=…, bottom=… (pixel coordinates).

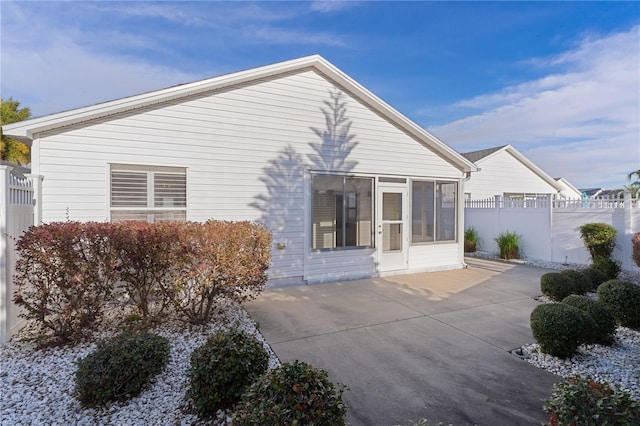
left=555, top=177, right=582, bottom=196
left=462, top=144, right=563, bottom=192
left=460, top=145, right=507, bottom=163
left=2, top=55, right=477, bottom=173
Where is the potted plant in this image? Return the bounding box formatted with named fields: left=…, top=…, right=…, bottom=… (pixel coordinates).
left=464, top=227, right=479, bottom=253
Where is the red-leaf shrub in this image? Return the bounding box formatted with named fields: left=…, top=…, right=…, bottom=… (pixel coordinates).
left=632, top=232, right=640, bottom=267
left=13, top=220, right=272, bottom=340
left=111, top=221, right=186, bottom=323
left=171, top=221, right=271, bottom=324
left=13, top=222, right=118, bottom=344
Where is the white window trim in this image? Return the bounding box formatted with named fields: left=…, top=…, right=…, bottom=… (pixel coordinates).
left=410, top=179, right=458, bottom=245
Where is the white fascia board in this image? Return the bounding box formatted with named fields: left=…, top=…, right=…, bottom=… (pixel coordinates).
left=1, top=55, right=323, bottom=140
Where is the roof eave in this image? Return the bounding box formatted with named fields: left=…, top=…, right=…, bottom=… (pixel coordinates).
left=1, top=54, right=477, bottom=173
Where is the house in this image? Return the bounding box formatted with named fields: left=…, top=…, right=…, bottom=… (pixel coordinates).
left=555, top=177, right=583, bottom=199
left=461, top=145, right=563, bottom=200
left=580, top=188, right=605, bottom=198
left=2, top=55, right=477, bottom=286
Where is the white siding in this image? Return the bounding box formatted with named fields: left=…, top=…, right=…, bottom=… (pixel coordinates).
left=556, top=178, right=583, bottom=199
left=35, top=70, right=463, bottom=284
left=408, top=243, right=461, bottom=271
left=465, top=150, right=558, bottom=200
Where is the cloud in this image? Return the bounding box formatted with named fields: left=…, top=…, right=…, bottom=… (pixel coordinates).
left=2, top=36, right=203, bottom=117
left=0, top=1, right=351, bottom=116
left=243, top=25, right=347, bottom=46
left=310, top=1, right=357, bottom=13
left=428, top=26, right=640, bottom=189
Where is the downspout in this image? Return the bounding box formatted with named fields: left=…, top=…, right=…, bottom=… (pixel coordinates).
left=460, top=171, right=473, bottom=268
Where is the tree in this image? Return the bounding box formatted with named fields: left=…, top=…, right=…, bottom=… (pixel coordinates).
left=1, top=97, right=32, bottom=165
left=626, top=169, right=640, bottom=197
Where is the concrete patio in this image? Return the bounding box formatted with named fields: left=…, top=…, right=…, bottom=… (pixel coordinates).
left=245, top=257, right=561, bottom=426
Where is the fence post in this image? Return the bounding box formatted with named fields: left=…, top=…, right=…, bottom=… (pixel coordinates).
left=1, top=165, right=13, bottom=345
left=621, top=190, right=633, bottom=270
left=25, top=174, right=44, bottom=225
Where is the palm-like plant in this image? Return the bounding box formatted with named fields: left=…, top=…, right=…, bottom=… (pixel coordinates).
left=1, top=97, right=32, bottom=165
left=626, top=170, right=640, bottom=197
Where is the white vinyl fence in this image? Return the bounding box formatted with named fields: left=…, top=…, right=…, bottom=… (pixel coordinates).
left=1, top=165, right=41, bottom=344
left=465, top=192, right=640, bottom=272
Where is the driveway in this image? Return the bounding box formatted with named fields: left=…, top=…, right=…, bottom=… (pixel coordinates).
left=245, top=258, right=560, bottom=426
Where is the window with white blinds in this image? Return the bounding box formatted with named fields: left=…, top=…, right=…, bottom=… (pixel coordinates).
left=110, top=164, right=186, bottom=223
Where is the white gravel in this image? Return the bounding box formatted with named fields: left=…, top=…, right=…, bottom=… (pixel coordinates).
left=0, top=301, right=280, bottom=426
left=522, top=327, right=640, bottom=400
left=467, top=251, right=640, bottom=401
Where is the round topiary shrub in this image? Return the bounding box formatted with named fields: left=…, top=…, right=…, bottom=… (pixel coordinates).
left=187, top=329, right=269, bottom=417
left=597, top=280, right=640, bottom=330
left=581, top=268, right=608, bottom=291
left=561, top=295, right=616, bottom=345
left=540, top=272, right=576, bottom=302
left=232, top=360, right=348, bottom=426
left=530, top=303, right=595, bottom=358
left=75, top=331, right=170, bottom=406
left=560, top=270, right=592, bottom=295
left=591, top=257, right=621, bottom=280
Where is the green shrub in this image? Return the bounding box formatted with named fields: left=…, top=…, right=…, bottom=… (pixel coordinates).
left=559, top=270, right=592, bottom=295
left=543, top=375, right=640, bottom=426
left=597, top=280, right=640, bottom=330
left=187, top=329, right=269, bottom=416
left=495, top=231, right=521, bottom=259
left=171, top=221, right=272, bottom=324
left=464, top=227, right=479, bottom=253
left=561, top=295, right=616, bottom=345
left=580, top=268, right=608, bottom=290
left=591, top=257, right=621, bottom=280
left=74, top=331, right=170, bottom=406
left=541, top=273, right=576, bottom=302
left=578, top=223, right=617, bottom=261
left=233, top=360, right=348, bottom=426
left=633, top=232, right=640, bottom=267
left=530, top=303, right=594, bottom=358
left=13, top=222, right=119, bottom=345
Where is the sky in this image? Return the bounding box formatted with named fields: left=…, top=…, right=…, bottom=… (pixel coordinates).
left=1, top=1, right=639, bottom=189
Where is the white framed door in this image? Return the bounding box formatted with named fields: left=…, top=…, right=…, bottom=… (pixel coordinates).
left=376, top=186, right=408, bottom=272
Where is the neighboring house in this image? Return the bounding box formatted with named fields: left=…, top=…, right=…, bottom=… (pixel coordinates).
left=2, top=55, right=477, bottom=285
left=461, top=145, right=563, bottom=200
left=555, top=177, right=583, bottom=199
left=580, top=188, right=605, bottom=198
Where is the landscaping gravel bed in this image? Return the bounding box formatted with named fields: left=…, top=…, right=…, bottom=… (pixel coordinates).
left=467, top=251, right=640, bottom=401
left=521, top=327, right=640, bottom=400
left=0, top=301, right=280, bottom=426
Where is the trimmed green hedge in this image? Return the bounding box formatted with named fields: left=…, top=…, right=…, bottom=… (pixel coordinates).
left=560, top=270, right=592, bottom=295
left=75, top=331, right=170, bottom=406
left=530, top=303, right=594, bottom=358
left=561, top=295, right=616, bottom=345
left=540, top=273, right=576, bottom=302
left=187, top=329, right=269, bottom=416
left=597, top=280, right=640, bottom=330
